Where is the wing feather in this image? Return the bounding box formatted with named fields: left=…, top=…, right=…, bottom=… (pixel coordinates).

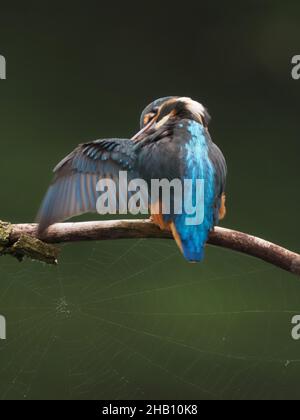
left=37, top=138, right=138, bottom=232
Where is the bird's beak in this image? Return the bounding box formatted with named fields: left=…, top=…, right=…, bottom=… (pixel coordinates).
left=131, top=115, right=158, bottom=141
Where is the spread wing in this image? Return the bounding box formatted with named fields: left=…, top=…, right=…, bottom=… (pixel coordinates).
left=36, top=138, right=138, bottom=233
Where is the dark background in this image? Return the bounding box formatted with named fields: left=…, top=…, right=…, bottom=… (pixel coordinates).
left=0, top=0, right=299, bottom=400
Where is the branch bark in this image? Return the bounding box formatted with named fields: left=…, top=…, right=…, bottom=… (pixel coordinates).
left=1, top=219, right=299, bottom=276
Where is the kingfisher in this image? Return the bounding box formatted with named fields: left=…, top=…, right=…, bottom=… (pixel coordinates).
left=37, top=96, right=227, bottom=262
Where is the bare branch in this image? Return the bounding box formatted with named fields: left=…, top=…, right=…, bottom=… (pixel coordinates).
left=1, top=219, right=298, bottom=276
left=0, top=221, right=59, bottom=265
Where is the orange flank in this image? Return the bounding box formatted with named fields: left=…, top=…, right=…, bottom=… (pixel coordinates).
left=150, top=201, right=169, bottom=230
left=150, top=201, right=184, bottom=255
left=219, top=193, right=226, bottom=220
left=170, top=222, right=184, bottom=254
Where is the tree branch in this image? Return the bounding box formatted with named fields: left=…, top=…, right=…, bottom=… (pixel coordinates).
left=0, top=219, right=299, bottom=276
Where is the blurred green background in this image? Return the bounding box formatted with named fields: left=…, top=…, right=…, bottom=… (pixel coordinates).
left=0, top=0, right=299, bottom=400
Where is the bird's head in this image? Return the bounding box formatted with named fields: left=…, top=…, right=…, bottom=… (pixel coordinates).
left=133, top=96, right=211, bottom=140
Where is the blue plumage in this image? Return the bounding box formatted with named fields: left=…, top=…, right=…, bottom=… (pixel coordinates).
left=136, top=97, right=227, bottom=262
left=173, top=121, right=215, bottom=261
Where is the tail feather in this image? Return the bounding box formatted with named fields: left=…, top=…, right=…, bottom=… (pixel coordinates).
left=181, top=242, right=205, bottom=262
left=170, top=222, right=206, bottom=263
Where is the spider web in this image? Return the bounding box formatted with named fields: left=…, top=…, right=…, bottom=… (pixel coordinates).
left=0, top=237, right=299, bottom=400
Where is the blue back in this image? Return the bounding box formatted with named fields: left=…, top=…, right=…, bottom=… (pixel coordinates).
left=170, top=121, right=216, bottom=261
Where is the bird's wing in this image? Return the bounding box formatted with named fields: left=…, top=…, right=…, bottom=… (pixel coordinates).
left=36, top=138, right=138, bottom=232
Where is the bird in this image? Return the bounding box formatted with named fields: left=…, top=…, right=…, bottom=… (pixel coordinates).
left=36, top=96, right=227, bottom=262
